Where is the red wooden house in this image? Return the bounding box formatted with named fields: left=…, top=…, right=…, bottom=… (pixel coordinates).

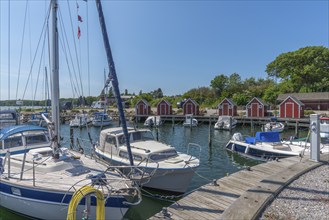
left=279, top=96, right=304, bottom=118
left=246, top=97, right=268, bottom=118
left=218, top=98, right=237, bottom=116
left=157, top=100, right=172, bottom=115
left=183, top=98, right=199, bottom=115
left=135, top=99, right=151, bottom=115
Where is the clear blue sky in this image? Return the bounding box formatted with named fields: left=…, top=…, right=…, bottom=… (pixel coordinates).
left=0, top=0, right=328, bottom=101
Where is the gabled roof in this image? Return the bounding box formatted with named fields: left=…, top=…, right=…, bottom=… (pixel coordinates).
left=218, top=98, right=236, bottom=106
left=136, top=99, right=150, bottom=106
left=246, top=97, right=269, bottom=106
left=280, top=96, right=304, bottom=106
left=157, top=99, right=172, bottom=107
left=183, top=98, right=199, bottom=107
left=277, top=92, right=329, bottom=101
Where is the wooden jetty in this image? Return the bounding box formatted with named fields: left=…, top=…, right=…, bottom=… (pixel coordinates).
left=149, top=153, right=329, bottom=220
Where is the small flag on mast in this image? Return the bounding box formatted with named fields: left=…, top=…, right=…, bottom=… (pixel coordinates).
left=78, top=15, right=83, bottom=22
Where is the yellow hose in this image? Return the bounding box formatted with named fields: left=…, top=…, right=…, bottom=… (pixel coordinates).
left=66, top=185, right=105, bottom=220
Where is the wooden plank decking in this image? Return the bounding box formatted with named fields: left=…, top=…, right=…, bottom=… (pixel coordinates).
left=149, top=154, right=328, bottom=220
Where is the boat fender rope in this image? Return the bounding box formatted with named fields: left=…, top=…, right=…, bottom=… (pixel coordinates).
left=66, top=185, right=105, bottom=220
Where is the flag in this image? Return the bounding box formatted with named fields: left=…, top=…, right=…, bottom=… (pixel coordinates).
left=78, top=15, right=83, bottom=22
left=77, top=3, right=79, bottom=9
left=78, top=26, right=81, bottom=39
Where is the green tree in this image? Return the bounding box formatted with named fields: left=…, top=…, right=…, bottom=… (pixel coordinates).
left=266, top=46, right=329, bottom=92
left=210, top=74, right=228, bottom=96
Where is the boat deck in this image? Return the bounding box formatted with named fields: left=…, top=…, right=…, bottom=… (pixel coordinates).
left=149, top=153, right=329, bottom=220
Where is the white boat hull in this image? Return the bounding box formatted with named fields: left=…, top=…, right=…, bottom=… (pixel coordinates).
left=96, top=151, right=197, bottom=193
left=0, top=191, right=128, bottom=220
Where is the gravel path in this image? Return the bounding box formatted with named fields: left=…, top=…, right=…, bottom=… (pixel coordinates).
left=259, top=163, right=329, bottom=220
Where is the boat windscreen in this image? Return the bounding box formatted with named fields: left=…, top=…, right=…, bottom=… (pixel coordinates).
left=149, top=149, right=178, bottom=161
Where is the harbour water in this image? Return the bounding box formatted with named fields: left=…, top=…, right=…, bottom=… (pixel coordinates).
left=0, top=121, right=308, bottom=220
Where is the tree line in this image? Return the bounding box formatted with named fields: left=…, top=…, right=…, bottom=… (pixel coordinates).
left=2, top=46, right=328, bottom=110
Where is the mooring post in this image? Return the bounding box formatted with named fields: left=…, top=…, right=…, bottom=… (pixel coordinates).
left=295, top=120, right=299, bottom=138
left=251, top=119, right=254, bottom=136
left=208, top=116, right=212, bottom=146
left=70, top=127, right=74, bottom=149
left=229, top=116, right=232, bottom=131
left=310, top=114, right=320, bottom=162
left=172, top=116, right=175, bottom=130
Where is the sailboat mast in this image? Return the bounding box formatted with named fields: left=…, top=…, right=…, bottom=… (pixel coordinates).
left=95, top=0, right=134, bottom=166
left=51, top=0, right=60, bottom=158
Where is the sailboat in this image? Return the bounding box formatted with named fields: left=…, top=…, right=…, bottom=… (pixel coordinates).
left=0, top=1, right=141, bottom=219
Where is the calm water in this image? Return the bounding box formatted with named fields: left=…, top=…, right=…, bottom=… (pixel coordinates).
left=0, top=122, right=308, bottom=220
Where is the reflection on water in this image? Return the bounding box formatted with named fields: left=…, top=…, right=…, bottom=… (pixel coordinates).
left=0, top=122, right=309, bottom=220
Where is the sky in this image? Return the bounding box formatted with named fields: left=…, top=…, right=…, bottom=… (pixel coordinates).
left=0, top=0, right=328, bottom=101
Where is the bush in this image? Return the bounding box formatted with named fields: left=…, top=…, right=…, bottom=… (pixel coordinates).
left=304, top=110, right=315, bottom=116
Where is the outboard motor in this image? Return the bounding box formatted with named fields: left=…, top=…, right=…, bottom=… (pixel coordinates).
left=232, top=133, right=244, bottom=141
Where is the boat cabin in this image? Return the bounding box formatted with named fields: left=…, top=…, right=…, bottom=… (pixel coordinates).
left=98, top=128, right=178, bottom=162
left=0, top=125, right=50, bottom=156
left=217, top=98, right=237, bottom=116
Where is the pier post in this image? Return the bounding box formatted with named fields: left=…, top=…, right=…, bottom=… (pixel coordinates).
left=208, top=117, right=212, bottom=146
left=251, top=119, right=254, bottom=136
left=295, top=120, right=299, bottom=138
left=70, top=127, right=74, bottom=149
left=172, top=116, right=175, bottom=130
left=310, top=114, right=320, bottom=162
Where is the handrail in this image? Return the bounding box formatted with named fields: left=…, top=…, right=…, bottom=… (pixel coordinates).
left=187, top=143, right=202, bottom=162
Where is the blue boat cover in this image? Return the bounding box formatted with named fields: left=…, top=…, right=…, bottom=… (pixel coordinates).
left=0, top=125, right=47, bottom=141
left=245, top=131, right=280, bottom=144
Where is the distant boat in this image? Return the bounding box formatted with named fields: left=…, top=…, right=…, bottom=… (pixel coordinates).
left=144, top=116, right=162, bottom=127
left=264, top=117, right=285, bottom=132
left=214, top=116, right=237, bottom=130
left=183, top=114, right=198, bottom=127
left=92, top=112, right=112, bottom=127
left=0, top=110, right=19, bottom=130
left=69, top=113, right=92, bottom=127
left=94, top=127, right=201, bottom=193
left=27, top=111, right=49, bottom=127
left=320, top=117, right=329, bottom=138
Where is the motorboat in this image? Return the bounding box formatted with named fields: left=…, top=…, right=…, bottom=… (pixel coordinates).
left=94, top=127, right=201, bottom=193
left=183, top=114, right=198, bottom=127
left=214, top=116, right=237, bottom=130
left=225, top=131, right=329, bottom=161
left=144, top=116, right=162, bottom=127
left=0, top=1, right=142, bottom=219
left=69, top=113, right=92, bottom=127
left=264, top=117, right=285, bottom=132
left=320, top=117, right=329, bottom=138
left=92, top=112, right=113, bottom=127
left=0, top=110, right=19, bottom=130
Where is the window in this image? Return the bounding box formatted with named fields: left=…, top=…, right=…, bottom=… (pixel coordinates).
left=119, top=151, right=142, bottom=161
left=106, top=136, right=117, bottom=146
left=4, top=135, right=22, bottom=149
left=149, top=149, right=177, bottom=161
left=26, top=134, right=48, bottom=145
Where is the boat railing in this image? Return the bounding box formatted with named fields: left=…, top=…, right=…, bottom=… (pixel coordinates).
left=187, top=143, right=202, bottom=162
